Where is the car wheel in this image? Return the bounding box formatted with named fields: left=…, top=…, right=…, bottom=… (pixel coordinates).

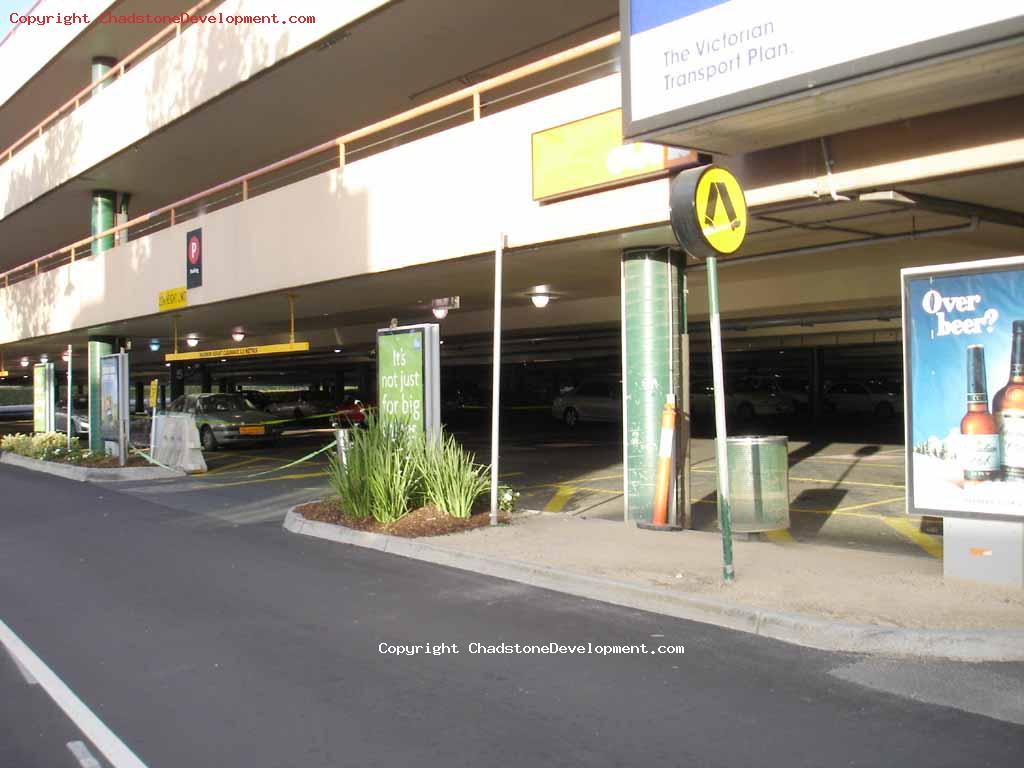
left=875, top=402, right=894, bottom=420
left=563, top=407, right=579, bottom=427
left=737, top=402, right=755, bottom=421
left=200, top=426, right=218, bottom=452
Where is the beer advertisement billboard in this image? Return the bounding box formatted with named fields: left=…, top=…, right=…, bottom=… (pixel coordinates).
left=902, top=256, right=1024, bottom=520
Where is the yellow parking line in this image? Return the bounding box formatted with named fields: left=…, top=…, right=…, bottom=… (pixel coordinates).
left=205, top=456, right=272, bottom=475
left=795, top=457, right=905, bottom=469
left=544, top=486, right=577, bottom=512
left=881, top=516, right=943, bottom=559
left=692, top=467, right=904, bottom=490
left=211, top=471, right=327, bottom=488
left=764, top=530, right=794, bottom=543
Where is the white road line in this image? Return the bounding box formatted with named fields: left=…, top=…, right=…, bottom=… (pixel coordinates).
left=67, top=741, right=103, bottom=768
left=0, top=619, right=149, bottom=768
left=5, top=644, right=38, bottom=684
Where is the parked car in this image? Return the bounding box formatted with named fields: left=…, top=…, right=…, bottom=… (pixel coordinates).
left=551, top=379, right=622, bottom=426
left=691, top=379, right=796, bottom=420
left=54, top=395, right=90, bottom=435
left=331, top=397, right=370, bottom=428
left=166, top=393, right=281, bottom=451
left=265, top=391, right=336, bottom=421
left=825, top=381, right=902, bottom=419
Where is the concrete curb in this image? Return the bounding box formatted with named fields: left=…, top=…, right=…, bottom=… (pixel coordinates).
left=0, top=451, right=185, bottom=482
left=283, top=507, right=1024, bottom=662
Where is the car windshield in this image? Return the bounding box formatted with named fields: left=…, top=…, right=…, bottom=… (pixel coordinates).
left=201, top=395, right=255, bottom=412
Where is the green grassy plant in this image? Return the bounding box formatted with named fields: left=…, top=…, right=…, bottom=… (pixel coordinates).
left=418, top=433, right=490, bottom=519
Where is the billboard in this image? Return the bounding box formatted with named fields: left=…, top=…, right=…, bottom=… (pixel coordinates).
left=622, top=0, right=1024, bottom=140
left=902, top=256, right=1024, bottom=521
left=33, top=363, right=54, bottom=433
left=376, top=324, right=440, bottom=442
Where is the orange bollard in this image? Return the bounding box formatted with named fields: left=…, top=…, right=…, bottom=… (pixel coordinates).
left=651, top=397, right=677, bottom=527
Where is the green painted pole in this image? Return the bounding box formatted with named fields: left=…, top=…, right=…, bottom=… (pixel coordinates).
left=91, top=191, right=116, bottom=254
left=706, top=256, right=735, bottom=581
left=622, top=248, right=681, bottom=525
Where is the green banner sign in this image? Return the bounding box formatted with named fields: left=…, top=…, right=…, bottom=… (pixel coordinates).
left=33, top=363, right=54, bottom=433
left=378, top=328, right=426, bottom=433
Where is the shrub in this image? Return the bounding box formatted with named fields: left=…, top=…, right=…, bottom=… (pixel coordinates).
left=1, top=432, right=101, bottom=464
left=326, top=413, right=421, bottom=524
left=497, top=484, right=520, bottom=514
left=418, top=433, right=490, bottom=519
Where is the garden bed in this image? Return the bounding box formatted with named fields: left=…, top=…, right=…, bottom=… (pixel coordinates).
left=297, top=498, right=508, bottom=538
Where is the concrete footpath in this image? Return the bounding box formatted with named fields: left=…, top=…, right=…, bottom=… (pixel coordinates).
left=284, top=509, right=1024, bottom=661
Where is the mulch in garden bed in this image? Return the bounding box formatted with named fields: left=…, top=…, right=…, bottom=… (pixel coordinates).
left=297, top=498, right=508, bottom=538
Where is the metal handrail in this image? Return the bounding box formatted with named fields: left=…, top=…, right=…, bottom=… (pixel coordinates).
left=0, top=31, right=620, bottom=287
left=0, top=0, right=217, bottom=166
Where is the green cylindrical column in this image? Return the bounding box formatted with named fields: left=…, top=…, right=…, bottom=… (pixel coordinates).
left=622, top=248, right=683, bottom=525
left=91, top=56, right=117, bottom=91
left=88, top=338, right=113, bottom=452
left=91, top=191, right=116, bottom=254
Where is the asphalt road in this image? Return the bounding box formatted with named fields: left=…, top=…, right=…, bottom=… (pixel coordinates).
left=1, top=463, right=1022, bottom=767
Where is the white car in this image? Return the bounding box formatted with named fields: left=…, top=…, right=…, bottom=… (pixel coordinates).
left=551, top=380, right=622, bottom=426
left=825, top=381, right=903, bottom=419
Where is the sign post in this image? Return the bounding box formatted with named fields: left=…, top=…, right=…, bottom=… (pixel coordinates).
left=669, top=164, right=748, bottom=581
left=376, top=324, right=440, bottom=443
left=66, top=345, right=73, bottom=449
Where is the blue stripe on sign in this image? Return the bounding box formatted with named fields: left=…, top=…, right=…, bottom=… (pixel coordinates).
left=630, top=0, right=730, bottom=35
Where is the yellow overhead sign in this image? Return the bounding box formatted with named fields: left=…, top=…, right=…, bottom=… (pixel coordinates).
left=695, top=166, right=747, bottom=255
left=159, top=287, right=188, bottom=312
left=164, top=341, right=310, bottom=362
left=0, top=370, right=8, bottom=378
left=532, top=109, right=697, bottom=202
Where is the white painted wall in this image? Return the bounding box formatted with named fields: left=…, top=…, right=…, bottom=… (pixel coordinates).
left=0, top=0, right=389, bottom=219
left=0, top=73, right=1016, bottom=346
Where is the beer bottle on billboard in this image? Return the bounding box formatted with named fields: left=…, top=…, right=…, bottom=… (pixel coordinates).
left=960, top=345, right=1000, bottom=483
left=993, top=320, right=1024, bottom=481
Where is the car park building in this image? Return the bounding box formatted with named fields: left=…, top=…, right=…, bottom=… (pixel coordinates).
left=1, top=1, right=1023, bottom=530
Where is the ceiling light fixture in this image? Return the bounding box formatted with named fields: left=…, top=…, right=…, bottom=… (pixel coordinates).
left=39, top=354, right=48, bottom=363
left=333, top=348, right=342, bottom=353
left=530, top=293, right=551, bottom=309
left=231, top=328, right=246, bottom=343
left=149, top=339, right=160, bottom=352
left=186, top=334, right=199, bottom=348
left=20, top=357, right=29, bottom=367
left=432, top=307, right=449, bottom=320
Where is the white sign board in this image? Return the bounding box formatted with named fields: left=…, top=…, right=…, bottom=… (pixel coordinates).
left=623, top=0, right=1024, bottom=138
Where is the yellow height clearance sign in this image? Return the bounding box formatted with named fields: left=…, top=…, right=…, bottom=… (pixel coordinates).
left=148, top=379, right=159, bottom=409
left=165, top=341, right=310, bottom=362
left=532, top=109, right=697, bottom=201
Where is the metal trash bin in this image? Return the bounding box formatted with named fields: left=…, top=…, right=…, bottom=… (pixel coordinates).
left=722, top=435, right=790, bottom=533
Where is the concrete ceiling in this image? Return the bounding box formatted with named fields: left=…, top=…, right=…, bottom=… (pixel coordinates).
left=0, top=0, right=618, bottom=271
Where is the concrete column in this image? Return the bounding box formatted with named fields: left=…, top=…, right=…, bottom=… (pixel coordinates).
left=134, top=381, right=144, bottom=413
left=810, top=347, right=826, bottom=420
left=621, top=247, right=684, bottom=525
left=91, top=190, right=116, bottom=254
left=87, top=337, right=114, bottom=452
left=200, top=366, right=212, bottom=393
left=159, top=383, right=167, bottom=411
left=170, top=364, right=185, bottom=401
left=91, top=56, right=117, bottom=90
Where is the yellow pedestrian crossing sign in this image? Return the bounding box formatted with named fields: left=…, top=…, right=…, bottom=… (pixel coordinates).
left=669, top=165, right=748, bottom=260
